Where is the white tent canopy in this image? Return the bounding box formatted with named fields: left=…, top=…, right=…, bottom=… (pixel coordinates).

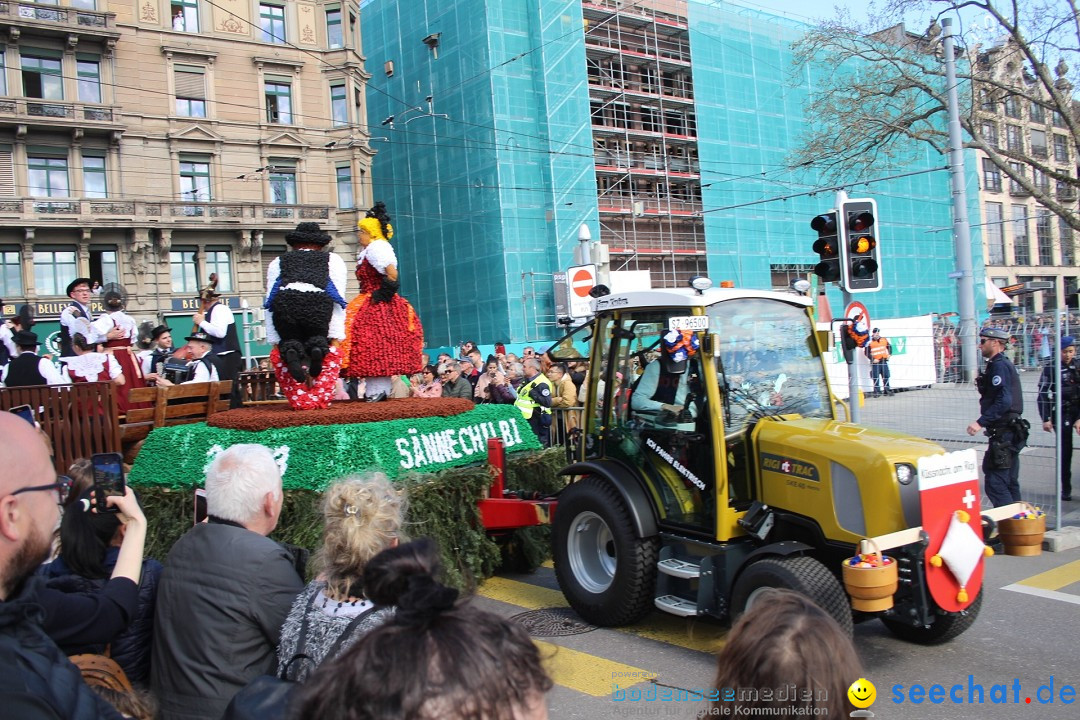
left=985, top=278, right=1013, bottom=305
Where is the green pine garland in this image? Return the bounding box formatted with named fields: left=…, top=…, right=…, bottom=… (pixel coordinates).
left=129, top=404, right=540, bottom=490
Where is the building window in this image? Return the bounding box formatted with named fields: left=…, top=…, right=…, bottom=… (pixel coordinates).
left=264, top=81, right=292, bottom=124
left=0, top=53, right=6, bottom=96
left=89, top=247, right=117, bottom=285
left=1054, top=111, right=1067, bottom=128
left=269, top=166, right=297, bottom=204
left=1005, top=125, right=1022, bottom=152
left=83, top=154, right=107, bottom=198
left=986, top=202, right=1004, bottom=264
left=205, top=248, right=233, bottom=292
left=330, top=83, right=347, bottom=126
left=174, top=65, right=206, bottom=117
left=1037, top=213, right=1053, bottom=265
left=1012, top=204, right=1029, bottom=265
left=1033, top=168, right=1050, bottom=193
left=70, top=0, right=96, bottom=8
left=1054, top=134, right=1069, bottom=163
left=1008, top=162, right=1026, bottom=193
left=77, top=59, right=101, bottom=103
left=1003, top=95, right=1020, bottom=119
left=260, top=3, right=286, bottom=44
left=0, top=247, right=21, bottom=297
left=171, top=0, right=199, bottom=32
left=33, top=249, right=77, bottom=296
left=28, top=155, right=69, bottom=197
left=979, top=89, right=995, bottom=112
left=1061, top=218, right=1075, bottom=266
left=982, top=159, right=1001, bottom=192
left=336, top=164, right=353, bottom=209
left=980, top=122, right=997, bottom=148
left=170, top=249, right=199, bottom=293
left=179, top=158, right=211, bottom=201
left=326, top=7, right=343, bottom=48
left=1030, top=101, right=1046, bottom=124
left=21, top=52, right=63, bottom=100
left=1030, top=129, right=1048, bottom=158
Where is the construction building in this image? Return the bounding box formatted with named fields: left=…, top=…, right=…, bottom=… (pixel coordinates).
left=361, top=0, right=975, bottom=346
left=0, top=0, right=372, bottom=354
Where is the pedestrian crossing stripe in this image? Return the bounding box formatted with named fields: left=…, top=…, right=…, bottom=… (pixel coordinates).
left=534, top=640, right=651, bottom=697
left=478, top=576, right=727, bottom=653
left=1013, top=558, right=1080, bottom=590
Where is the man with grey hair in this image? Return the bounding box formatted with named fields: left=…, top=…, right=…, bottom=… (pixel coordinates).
left=439, top=361, right=473, bottom=400
left=152, top=444, right=303, bottom=720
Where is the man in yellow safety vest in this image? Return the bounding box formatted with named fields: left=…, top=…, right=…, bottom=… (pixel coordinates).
left=865, top=327, right=892, bottom=396
left=515, top=358, right=554, bottom=446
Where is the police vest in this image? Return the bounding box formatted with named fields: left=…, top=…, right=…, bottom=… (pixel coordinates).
left=515, top=375, right=553, bottom=419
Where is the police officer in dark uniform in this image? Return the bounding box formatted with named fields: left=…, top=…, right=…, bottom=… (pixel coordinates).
left=1036, top=335, right=1080, bottom=501
left=967, top=327, right=1029, bottom=507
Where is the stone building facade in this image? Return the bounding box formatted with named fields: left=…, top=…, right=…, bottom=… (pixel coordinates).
left=0, top=0, right=372, bottom=348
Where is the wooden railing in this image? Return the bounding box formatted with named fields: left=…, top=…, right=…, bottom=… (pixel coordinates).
left=0, top=381, right=120, bottom=474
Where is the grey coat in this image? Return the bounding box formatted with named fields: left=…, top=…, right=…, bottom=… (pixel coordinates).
left=151, top=522, right=303, bottom=720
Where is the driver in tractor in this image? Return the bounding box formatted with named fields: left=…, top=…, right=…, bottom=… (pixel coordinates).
left=630, top=329, right=700, bottom=428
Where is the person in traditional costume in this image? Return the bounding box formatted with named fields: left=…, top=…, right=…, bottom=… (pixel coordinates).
left=342, top=202, right=424, bottom=401
left=264, top=222, right=348, bottom=410
left=62, top=332, right=125, bottom=414
left=92, top=291, right=147, bottom=411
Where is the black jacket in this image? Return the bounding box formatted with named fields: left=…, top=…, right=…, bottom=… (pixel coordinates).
left=39, top=550, right=163, bottom=685
left=977, top=352, right=1024, bottom=427
left=0, top=577, right=123, bottom=719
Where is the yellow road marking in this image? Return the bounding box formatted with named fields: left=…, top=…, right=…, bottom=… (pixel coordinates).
left=1016, top=558, right=1080, bottom=591
left=535, top=640, right=650, bottom=697
left=480, top=576, right=727, bottom=653
left=541, top=559, right=554, bottom=569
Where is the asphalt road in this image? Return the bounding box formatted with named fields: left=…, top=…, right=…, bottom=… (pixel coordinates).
left=477, top=548, right=1080, bottom=720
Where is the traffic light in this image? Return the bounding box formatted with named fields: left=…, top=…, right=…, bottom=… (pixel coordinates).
left=840, top=198, right=881, bottom=293
left=811, top=212, right=840, bottom=283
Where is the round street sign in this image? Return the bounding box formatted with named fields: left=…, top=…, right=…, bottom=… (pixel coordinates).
left=571, top=267, right=595, bottom=298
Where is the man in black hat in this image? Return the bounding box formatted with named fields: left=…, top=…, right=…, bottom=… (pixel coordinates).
left=154, top=332, right=219, bottom=386
left=967, top=326, right=1028, bottom=507
left=0, top=331, right=69, bottom=387
left=140, top=325, right=175, bottom=376
left=1036, top=335, right=1080, bottom=500
left=58, top=278, right=116, bottom=358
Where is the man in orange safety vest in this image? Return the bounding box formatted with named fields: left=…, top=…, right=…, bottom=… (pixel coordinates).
left=865, top=327, right=893, bottom=396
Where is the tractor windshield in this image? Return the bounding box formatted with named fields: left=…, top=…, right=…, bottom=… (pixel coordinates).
left=706, top=298, right=831, bottom=433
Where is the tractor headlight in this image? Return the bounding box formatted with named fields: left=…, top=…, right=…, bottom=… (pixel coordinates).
left=895, top=463, right=916, bottom=485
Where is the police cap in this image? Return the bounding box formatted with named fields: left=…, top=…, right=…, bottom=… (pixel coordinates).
left=979, top=327, right=1010, bottom=342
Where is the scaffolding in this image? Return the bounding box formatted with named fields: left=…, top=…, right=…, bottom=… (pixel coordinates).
left=583, top=0, right=705, bottom=288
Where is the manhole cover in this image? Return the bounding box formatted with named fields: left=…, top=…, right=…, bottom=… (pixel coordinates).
left=511, top=607, right=597, bottom=637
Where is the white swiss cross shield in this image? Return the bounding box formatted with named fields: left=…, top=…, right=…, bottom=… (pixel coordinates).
left=917, top=449, right=985, bottom=612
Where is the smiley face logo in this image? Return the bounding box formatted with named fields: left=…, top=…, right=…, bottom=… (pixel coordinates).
left=848, top=678, right=876, bottom=709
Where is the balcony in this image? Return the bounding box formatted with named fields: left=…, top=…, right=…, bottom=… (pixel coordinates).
left=1058, top=187, right=1078, bottom=202
left=0, top=97, right=123, bottom=132
left=0, top=198, right=337, bottom=229
left=0, top=1, right=120, bottom=43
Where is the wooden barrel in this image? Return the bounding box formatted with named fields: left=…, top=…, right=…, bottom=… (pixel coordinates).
left=841, top=539, right=898, bottom=612
left=998, top=513, right=1045, bottom=556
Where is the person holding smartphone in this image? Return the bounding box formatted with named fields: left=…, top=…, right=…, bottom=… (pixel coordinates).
left=0, top=413, right=128, bottom=719
left=38, top=486, right=160, bottom=684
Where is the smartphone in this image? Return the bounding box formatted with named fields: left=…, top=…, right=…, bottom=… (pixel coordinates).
left=91, top=452, right=126, bottom=513
left=8, top=404, right=35, bottom=426
left=194, top=488, right=208, bottom=525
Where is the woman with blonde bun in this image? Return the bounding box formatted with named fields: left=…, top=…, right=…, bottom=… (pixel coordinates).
left=276, top=473, right=405, bottom=681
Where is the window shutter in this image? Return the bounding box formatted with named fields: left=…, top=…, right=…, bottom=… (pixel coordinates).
left=0, top=148, right=13, bottom=197
left=174, top=69, right=205, bottom=99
